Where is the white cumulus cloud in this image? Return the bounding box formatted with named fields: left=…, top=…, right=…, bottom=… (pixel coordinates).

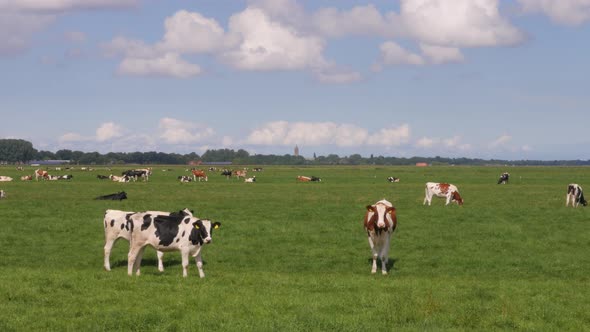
left=96, top=122, right=124, bottom=142
left=158, top=117, right=215, bottom=144
left=118, top=53, right=202, bottom=78
left=518, top=0, right=590, bottom=25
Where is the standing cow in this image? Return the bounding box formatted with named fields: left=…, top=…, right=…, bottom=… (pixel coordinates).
left=102, top=208, right=193, bottom=272
left=191, top=169, right=208, bottom=182
left=35, top=169, right=49, bottom=181
left=424, top=182, right=463, bottom=206
left=566, top=184, right=587, bottom=207
left=127, top=212, right=221, bottom=278
left=497, top=172, right=510, bottom=184
left=364, top=199, right=397, bottom=275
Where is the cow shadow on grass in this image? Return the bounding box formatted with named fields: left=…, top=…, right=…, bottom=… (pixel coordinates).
left=366, top=258, right=397, bottom=273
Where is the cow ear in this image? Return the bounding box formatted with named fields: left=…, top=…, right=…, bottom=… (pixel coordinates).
left=366, top=205, right=374, bottom=212
left=213, top=222, right=221, bottom=229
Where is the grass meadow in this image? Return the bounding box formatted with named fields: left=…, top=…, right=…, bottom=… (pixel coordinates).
left=0, top=165, right=589, bottom=331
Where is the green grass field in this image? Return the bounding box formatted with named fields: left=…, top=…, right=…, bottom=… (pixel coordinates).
left=0, top=165, right=589, bottom=331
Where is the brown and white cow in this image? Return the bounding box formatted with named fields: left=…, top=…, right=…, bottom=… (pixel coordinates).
left=424, top=182, right=463, bottom=206
left=566, top=184, right=587, bottom=207
left=20, top=175, right=33, bottom=181
left=364, top=199, right=397, bottom=275
left=297, top=175, right=311, bottom=182
left=233, top=170, right=247, bottom=180
left=35, top=169, right=49, bottom=181
left=102, top=208, right=194, bottom=272
left=191, top=169, right=208, bottom=182
left=127, top=211, right=221, bottom=278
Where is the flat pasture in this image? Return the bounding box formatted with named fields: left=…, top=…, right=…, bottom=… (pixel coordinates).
left=0, top=165, right=588, bottom=331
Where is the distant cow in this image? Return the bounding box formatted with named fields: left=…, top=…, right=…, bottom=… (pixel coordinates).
left=191, top=169, right=208, bottom=182
left=253, top=168, right=263, bottom=172
left=364, top=199, right=397, bottom=275
left=244, top=176, right=256, bottom=183
left=221, top=170, right=232, bottom=179
left=424, top=182, right=463, bottom=206
left=297, top=176, right=311, bottom=182
left=497, top=172, right=510, bottom=184
left=58, top=174, right=73, bottom=180
left=127, top=212, right=221, bottom=278
left=95, top=191, right=128, bottom=201
left=178, top=175, right=192, bottom=182
left=35, top=169, right=49, bottom=181
left=122, top=170, right=145, bottom=182
left=109, top=175, right=130, bottom=183
left=20, top=175, right=33, bottom=181
left=0, top=176, right=13, bottom=182
left=566, top=184, right=587, bottom=207
left=97, top=175, right=110, bottom=180
left=0, top=190, right=5, bottom=199
left=47, top=175, right=60, bottom=181
left=233, top=170, right=247, bottom=180
left=387, top=177, right=400, bottom=183
left=103, top=208, right=193, bottom=272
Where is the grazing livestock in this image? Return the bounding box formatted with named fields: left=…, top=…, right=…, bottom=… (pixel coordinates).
left=566, top=184, right=587, bottom=207
left=0, top=176, right=13, bottom=182
left=58, top=174, right=73, bottom=180
left=47, top=175, right=60, bottom=181
left=497, top=172, right=510, bottom=184
left=221, top=170, right=232, bottom=179
left=109, top=175, right=130, bottom=183
left=95, top=191, right=128, bottom=201
left=253, top=167, right=263, bottom=172
left=191, top=169, right=208, bottom=182
left=103, top=208, right=193, bottom=272
left=0, top=190, right=5, bottom=199
left=233, top=170, right=247, bottom=180
left=364, top=199, right=397, bottom=275
left=134, top=168, right=152, bottom=181
left=20, top=175, right=33, bottom=181
left=424, top=182, right=463, bottom=206
left=122, top=170, right=145, bottom=182
left=35, top=169, right=49, bottom=181
left=97, top=175, right=110, bottom=180
left=297, top=175, right=321, bottom=182
left=127, top=212, right=221, bottom=278
left=244, top=176, right=256, bottom=183
left=178, top=175, right=192, bottom=183
left=387, top=177, right=400, bottom=183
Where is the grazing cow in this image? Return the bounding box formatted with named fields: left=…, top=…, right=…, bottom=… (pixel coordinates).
left=233, top=170, right=247, bottom=180
left=134, top=168, right=152, bottom=181
left=424, top=182, right=463, bottom=206
left=103, top=208, right=193, bottom=272
left=95, top=191, right=128, bottom=201
left=221, top=170, right=232, bottom=179
left=58, top=174, right=73, bottom=180
left=0, top=190, right=5, bottom=199
left=566, top=184, right=587, bottom=207
left=191, top=169, right=208, bottom=182
left=47, top=175, right=60, bottom=181
left=178, top=175, right=192, bottom=183
left=253, top=167, right=263, bottom=172
left=109, top=175, right=130, bottom=183
left=122, top=170, right=145, bottom=182
left=127, top=212, right=221, bottom=277
left=364, top=199, right=397, bottom=275
left=35, top=169, right=49, bottom=181
left=310, top=176, right=321, bottom=182
left=497, top=172, right=510, bottom=184
left=0, top=176, right=13, bottom=182
left=387, top=177, right=400, bottom=183
left=20, top=175, right=33, bottom=181
left=97, top=175, right=110, bottom=180
left=244, top=176, right=256, bottom=183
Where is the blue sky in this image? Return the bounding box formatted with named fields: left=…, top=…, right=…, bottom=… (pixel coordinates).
left=1, top=0, right=589, bottom=160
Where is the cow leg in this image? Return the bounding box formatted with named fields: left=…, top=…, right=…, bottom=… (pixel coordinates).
left=134, top=247, right=146, bottom=276
left=194, top=250, right=205, bottom=278
left=181, top=249, right=190, bottom=277
left=157, top=250, right=165, bottom=272
left=103, top=237, right=119, bottom=271
left=128, top=245, right=146, bottom=276
left=380, top=236, right=391, bottom=275
left=566, top=194, right=570, bottom=207
left=367, top=237, right=378, bottom=274
left=445, top=194, right=451, bottom=205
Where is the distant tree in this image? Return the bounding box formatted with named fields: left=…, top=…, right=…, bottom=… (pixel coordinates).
left=0, top=139, right=37, bottom=162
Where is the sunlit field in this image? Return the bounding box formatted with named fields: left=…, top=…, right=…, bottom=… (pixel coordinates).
left=0, top=165, right=588, bottom=331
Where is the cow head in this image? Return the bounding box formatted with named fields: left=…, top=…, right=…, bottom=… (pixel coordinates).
left=190, top=219, right=221, bottom=246
left=364, top=204, right=396, bottom=232
left=452, top=191, right=463, bottom=205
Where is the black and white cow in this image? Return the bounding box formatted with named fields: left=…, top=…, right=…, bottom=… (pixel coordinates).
left=497, top=172, right=510, bottom=184
left=178, top=175, right=193, bottom=182
left=387, top=177, right=400, bottom=183
left=364, top=199, right=397, bottom=275
left=127, top=212, right=221, bottom=278
left=58, top=174, right=73, bottom=180
left=97, top=175, right=110, bottom=180
left=566, top=184, right=587, bottom=207
left=103, top=208, right=193, bottom=272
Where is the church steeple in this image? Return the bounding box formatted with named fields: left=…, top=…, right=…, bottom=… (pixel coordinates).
left=294, top=145, right=299, bottom=156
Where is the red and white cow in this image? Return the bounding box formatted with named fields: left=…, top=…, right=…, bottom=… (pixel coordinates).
left=566, top=183, right=587, bottom=207
left=296, top=175, right=311, bottom=182
left=127, top=212, right=221, bottom=278
left=233, top=170, right=247, bottom=180
left=102, top=208, right=194, bottom=272
left=35, top=169, right=49, bottom=181
left=0, top=176, right=13, bottom=182
left=424, top=182, right=463, bottom=206
left=20, top=175, right=33, bottom=181
left=191, top=169, right=208, bottom=182
left=364, top=199, right=397, bottom=275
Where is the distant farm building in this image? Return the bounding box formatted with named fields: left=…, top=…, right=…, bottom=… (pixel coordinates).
left=29, top=160, right=71, bottom=166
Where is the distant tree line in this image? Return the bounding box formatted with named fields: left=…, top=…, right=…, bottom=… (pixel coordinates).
left=0, top=139, right=589, bottom=166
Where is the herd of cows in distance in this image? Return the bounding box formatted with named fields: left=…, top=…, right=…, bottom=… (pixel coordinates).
left=0, top=167, right=588, bottom=276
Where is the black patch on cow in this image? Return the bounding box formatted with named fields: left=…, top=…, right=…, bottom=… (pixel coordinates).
left=95, top=191, right=127, bottom=200
left=141, top=214, right=152, bottom=231
left=176, top=238, right=180, bottom=243
left=189, top=220, right=208, bottom=246
left=110, top=219, right=115, bottom=227
left=120, top=223, right=125, bottom=230
left=182, top=231, right=185, bottom=237
left=183, top=218, right=190, bottom=224
left=124, top=213, right=134, bottom=231
left=153, top=214, right=186, bottom=247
